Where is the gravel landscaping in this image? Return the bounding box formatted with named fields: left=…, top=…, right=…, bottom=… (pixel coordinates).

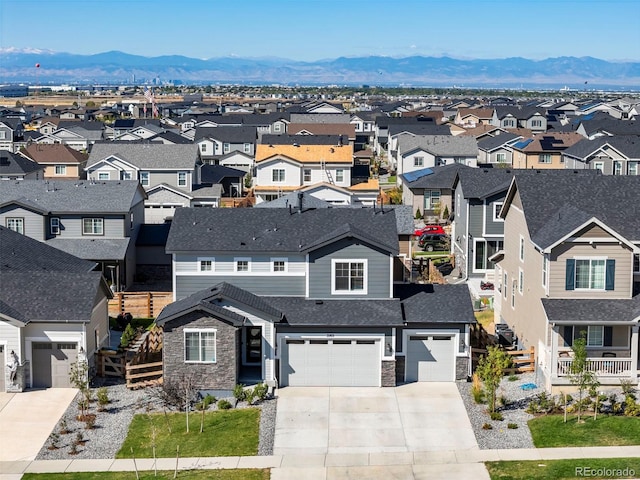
left=457, top=372, right=543, bottom=449
left=36, top=378, right=277, bottom=460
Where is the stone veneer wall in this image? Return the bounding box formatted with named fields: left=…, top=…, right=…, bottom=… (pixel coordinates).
left=163, top=310, right=239, bottom=390
left=381, top=360, right=396, bottom=387
left=456, top=356, right=470, bottom=381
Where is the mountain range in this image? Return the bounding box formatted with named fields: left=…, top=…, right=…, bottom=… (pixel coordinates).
left=1, top=49, right=639, bottom=88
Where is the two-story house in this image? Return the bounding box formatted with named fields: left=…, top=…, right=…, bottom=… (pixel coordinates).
left=0, top=226, right=112, bottom=391
left=562, top=135, right=640, bottom=175
left=494, top=173, right=639, bottom=392
left=86, top=143, right=205, bottom=223
left=158, top=206, right=476, bottom=390
left=0, top=179, right=146, bottom=290
left=476, top=132, right=522, bottom=166
left=0, top=118, right=25, bottom=152
left=0, top=152, right=44, bottom=180
left=21, top=143, right=88, bottom=180
left=511, top=132, right=583, bottom=169
left=491, top=106, right=548, bottom=133
left=194, top=126, right=258, bottom=164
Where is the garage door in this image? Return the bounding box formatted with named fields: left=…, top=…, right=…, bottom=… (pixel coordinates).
left=32, top=343, right=77, bottom=388
left=0, top=345, right=4, bottom=392
left=281, top=338, right=380, bottom=387
left=406, top=335, right=455, bottom=382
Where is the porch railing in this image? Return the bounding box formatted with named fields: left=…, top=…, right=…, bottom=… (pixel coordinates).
left=557, top=357, right=633, bottom=377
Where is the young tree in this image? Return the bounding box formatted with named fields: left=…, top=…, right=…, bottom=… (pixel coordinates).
left=476, top=346, right=512, bottom=413
left=569, top=333, right=600, bottom=423
left=69, top=358, right=90, bottom=420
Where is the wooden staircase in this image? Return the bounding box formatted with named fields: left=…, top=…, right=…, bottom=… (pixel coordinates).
left=125, top=325, right=163, bottom=389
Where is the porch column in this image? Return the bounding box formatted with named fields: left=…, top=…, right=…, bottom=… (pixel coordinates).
left=550, top=324, right=559, bottom=378
left=631, top=325, right=639, bottom=380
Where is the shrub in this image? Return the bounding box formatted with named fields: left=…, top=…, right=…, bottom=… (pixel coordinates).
left=74, top=431, right=86, bottom=446
left=415, top=208, right=422, bottom=219
left=84, top=413, right=96, bottom=430
left=59, top=420, right=70, bottom=435
left=507, top=374, right=518, bottom=382
left=490, top=412, right=504, bottom=421
left=620, top=379, right=636, bottom=398
left=253, top=382, right=269, bottom=402
left=507, top=423, right=518, bottom=429
left=48, top=433, right=60, bottom=450
left=624, top=395, right=640, bottom=417
left=482, top=423, right=493, bottom=430
left=472, top=373, right=484, bottom=404
left=442, top=205, right=450, bottom=220
left=196, top=394, right=216, bottom=411
left=245, top=389, right=256, bottom=406
left=97, top=387, right=109, bottom=411
left=499, top=395, right=509, bottom=408
left=69, top=443, right=79, bottom=455
left=120, top=323, right=137, bottom=349
left=217, top=399, right=232, bottom=410
left=233, top=384, right=247, bottom=402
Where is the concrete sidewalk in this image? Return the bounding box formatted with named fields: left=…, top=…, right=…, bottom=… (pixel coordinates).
left=1, top=446, right=639, bottom=479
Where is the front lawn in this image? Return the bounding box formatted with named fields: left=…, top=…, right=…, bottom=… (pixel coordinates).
left=23, top=471, right=269, bottom=480
left=486, top=458, right=640, bottom=479
left=116, top=408, right=260, bottom=458
left=528, top=415, right=640, bottom=447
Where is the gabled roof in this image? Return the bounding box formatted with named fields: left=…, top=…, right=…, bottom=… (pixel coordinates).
left=396, top=283, right=476, bottom=324
left=562, top=135, right=640, bottom=160
left=289, top=113, right=351, bottom=124
left=255, top=143, right=353, bottom=163
left=148, top=130, right=193, bottom=144
left=389, top=124, right=451, bottom=137
left=199, top=164, right=246, bottom=184
left=0, top=151, right=44, bottom=176
left=87, top=143, right=198, bottom=170
left=288, top=123, right=355, bottom=138
left=494, top=106, right=546, bottom=120
left=503, top=171, right=640, bottom=250
left=514, top=132, right=584, bottom=153
left=0, top=179, right=145, bottom=214
left=397, top=135, right=478, bottom=158
left=46, top=237, right=131, bottom=261
left=402, top=163, right=471, bottom=190
left=193, top=126, right=257, bottom=143
left=21, top=143, right=88, bottom=165
left=261, top=134, right=344, bottom=146
left=166, top=207, right=399, bottom=255
left=254, top=191, right=332, bottom=209
left=453, top=167, right=515, bottom=199
left=542, top=294, right=640, bottom=324
left=156, top=282, right=282, bottom=325
left=477, top=132, right=521, bottom=152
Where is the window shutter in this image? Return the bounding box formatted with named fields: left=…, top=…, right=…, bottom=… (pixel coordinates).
left=563, top=326, right=573, bottom=347
left=605, top=259, right=615, bottom=291
left=604, top=326, right=613, bottom=347
left=565, top=259, right=575, bottom=290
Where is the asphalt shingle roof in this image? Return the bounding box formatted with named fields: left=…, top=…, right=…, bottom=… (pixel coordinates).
left=396, top=284, right=476, bottom=324
left=542, top=295, right=640, bottom=323
left=193, top=126, right=257, bottom=143
left=0, top=179, right=143, bottom=213
left=87, top=143, right=198, bottom=170
left=261, top=134, right=343, bottom=146
left=397, top=135, right=478, bottom=157
left=402, top=164, right=471, bottom=190
left=477, top=132, right=521, bottom=151
left=0, top=151, right=44, bottom=176
left=454, top=167, right=515, bottom=199
left=563, top=135, right=640, bottom=159
left=46, top=238, right=131, bottom=261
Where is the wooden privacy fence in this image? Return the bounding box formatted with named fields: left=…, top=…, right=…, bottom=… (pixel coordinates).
left=96, top=350, right=126, bottom=377
left=471, top=346, right=535, bottom=374
left=108, top=291, right=172, bottom=318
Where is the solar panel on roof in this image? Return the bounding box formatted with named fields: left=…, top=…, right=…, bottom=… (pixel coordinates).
left=402, top=168, right=433, bottom=183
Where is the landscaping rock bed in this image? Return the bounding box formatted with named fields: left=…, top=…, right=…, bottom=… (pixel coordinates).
left=36, top=378, right=277, bottom=460
left=457, top=372, right=542, bottom=449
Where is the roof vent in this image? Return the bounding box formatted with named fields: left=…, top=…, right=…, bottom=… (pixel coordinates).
left=315, top=300, right=323, bottom=305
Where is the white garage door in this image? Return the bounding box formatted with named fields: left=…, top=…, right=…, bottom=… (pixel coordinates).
left=406, top=335, right=455, bottom=382
left=32, top=343, right=77, bottom=388
left=281, top=338, right=380, bottom=387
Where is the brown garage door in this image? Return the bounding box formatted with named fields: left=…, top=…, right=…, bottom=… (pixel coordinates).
left=32, top=343, right=78, bottom=388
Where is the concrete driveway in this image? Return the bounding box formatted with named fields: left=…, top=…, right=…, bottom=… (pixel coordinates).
left=0, top=389, right=77, bottom=461
left=273, top=382, right=478, bottom=455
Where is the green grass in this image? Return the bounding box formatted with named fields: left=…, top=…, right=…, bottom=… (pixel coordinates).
left=116, top=409, right=260, bottom=458
left=486, top=458, right=640, bottom=479
left=23, top=471, right=269, bottom=480
left=528, top=415, right=640, bottom=447
left=474, top=309, right=494, bottom=330
left=386, top=175, right=397, bottom=184
left=413, top=251, right=449, bottom=257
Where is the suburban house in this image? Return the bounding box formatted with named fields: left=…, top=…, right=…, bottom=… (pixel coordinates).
left=194, top=126, right=258, bottom=164
left=21, top=143, right=88, bottom=180
left=0, top=118, right=25, bottom=152
left=491, top=106, right=548, bottom=133
left=157, top=206, right=476, bottom=390
left=562, top=135, right=640, bottom=175
left=34, top=121, right=105, bottom=151
left=0, top=226, right=111, bottom=391
left=394, top=134, right=478, bottom=181
left=0, top=179, right=146, bottom=290
left=86, top=143, right=206, bottom=223
left=476, top=132, right=522, bottom=166
left=575, top=115, right=640, bottom=140
left=454, top=108, right=495, bottom=128
left=0, top=151, right=44, bottom=180
left=511, top=132, right=584, bottom=169
left=350, top=111, right=379, bottom=150
left=287, top=123, right=356, bottom=148
left=493, top=173, right=640, bottom=392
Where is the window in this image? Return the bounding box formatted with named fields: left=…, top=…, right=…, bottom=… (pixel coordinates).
left=424, top=190, right=441, bottom=211
left=493, top=202, right=504, bottom=221
left=0, top=131, right=6, bottom=139
left=613, top=161, right=623, bottom=176
left=634, top=254, right=640, bottom=273
left=511, top=280, right=516, bottom=308
left=519, top=235, right=525, bottom=262
left=274, top=124, right=281, bottom=132
left=303, top=168, right=311, bottom=182
left=628, top=162, right=639, bottom=176
left=177, top=172, right=188, bottom=187
left=199, top=258, right=214, bottom=272
left=575, top=259, right=606, bottom=289
left=98, top=172, right=110, bottom=180
left=271, top=257, right=287, bottom=272
left=272, top=169, right=285, bottom=182
left=538, top=154, right=552, bottom=164
left=332, top=260, right=367, bottom=294
left=54, top=165, right=66, bottom=175
left=496, top=153, right=506, bottom=163
left=140, top=171, right=150, bottom=186
left=504, top=119, right=515, bottom=128
left=223, top=142, right=230, bottom=153
left=6, top=217, right=24, bottom=234
left=587, top=325, right=604, bottom=347
left=120, top=171, right=132, bottom=180
left=593, top=161, right=604, bottom=173
left=518, top=268, right=524, bottom=294
left=335, top=169, right=344, bottom=183
left=503, top=273, right=508, bottom=299
left=453, top=157, right=466, bottom=165
left=531, top=119, right=543, bottom=127
left=235, top=257, right=250, bottom=272
left=414, top=156, right=424, bottom=167
left=50, top=217, right=60, bottom=235
left=130, top=212, right=134, bottom=230
left=214, top=143, right=219, bottom=152
left=542, top=255, right=548, bottom=287
left=82, top=218, right=103, bottom=235
left=201, top=143, right=207, bottom=152
left=184, top=329, right=216, bottom=363
left=243, top=143, right=251, bottom=153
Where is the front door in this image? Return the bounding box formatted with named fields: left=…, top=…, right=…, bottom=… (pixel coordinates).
left=244, top=326, right=262, bottom=365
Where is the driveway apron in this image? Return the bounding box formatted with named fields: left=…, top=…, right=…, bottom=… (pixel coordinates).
left=273, top=383, right=478, bottom=455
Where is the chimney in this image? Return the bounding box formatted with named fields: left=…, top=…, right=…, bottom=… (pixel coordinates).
left=297, top=192, right=304, bottom=213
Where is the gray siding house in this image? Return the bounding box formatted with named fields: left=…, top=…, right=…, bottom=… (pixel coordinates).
left=158, top=206, right=476, bottom=390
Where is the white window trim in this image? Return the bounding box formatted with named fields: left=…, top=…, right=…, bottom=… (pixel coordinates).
left=98, top=172, right=110, bottom=180
left=54, top=165, right=66, bottom=176
left=414, top=156, right=424, bottom=167
left=511, top=280, right=516, bottom=308
left=234, top=257, right=251, bottom=273
left=6, top=217, right=24, bottom=234
left=243, top=143, right=251, bottom=153
left=50, top=217, right=60, bottom=235
left=519, top=235, right=525, bottom=262
left=272, top=168, right=285, bottom=183
left=542, top=255, right=548, bottom=289
left=271, top=257, right=288, bottom=273
left=184, top=328, right=217, bottom=363
left=177, top=171, right=188, bottom=187
left=198, top=257, right=215, bottom=272
left=493, top=202, right=504, bottom=222
left=335, top=169, right=344, bottom=183
left=140, top=171, right=150, bottom=186
left=503, top=273, right=508, bottom=299
left=303, top=169, right=312, bottom=183
left=82, top=217, right=104, bottom=236
left=574, top=256, right=607, bottom=291
left=331, top=259, right=368, bottom=295
left=587, top=325, right=604, bottom=347
left=518, top=268, right=524, bottom=295
left=593, top=161, right=604, bottom=173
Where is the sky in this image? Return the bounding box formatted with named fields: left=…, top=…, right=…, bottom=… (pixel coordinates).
left=1, top=0, right=639, bottom=61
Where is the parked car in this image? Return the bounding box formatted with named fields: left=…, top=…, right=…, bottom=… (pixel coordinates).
left=418, top=233, right=450, bottom=252
left=414, top=224, right=446, bottom=236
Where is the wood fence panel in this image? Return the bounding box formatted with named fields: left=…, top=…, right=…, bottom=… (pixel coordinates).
left=108, top=292, right=173, bottom=318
